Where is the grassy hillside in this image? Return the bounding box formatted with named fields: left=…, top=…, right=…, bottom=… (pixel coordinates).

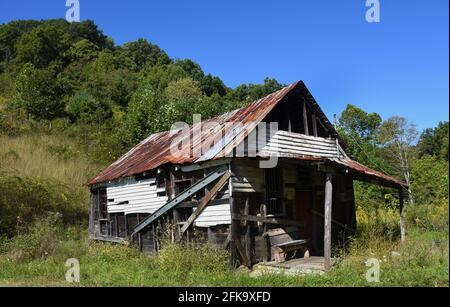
left=0, top=132, right=105, bottom=236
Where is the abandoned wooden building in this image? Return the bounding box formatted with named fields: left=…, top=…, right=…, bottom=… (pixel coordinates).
left=87, top=81, right=407, bottom=270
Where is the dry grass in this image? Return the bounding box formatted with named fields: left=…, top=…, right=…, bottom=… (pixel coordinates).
left=0, top=133, right=104, bottom=186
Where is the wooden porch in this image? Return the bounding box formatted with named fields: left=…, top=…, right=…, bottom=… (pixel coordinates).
left=250, top=256, right=333, bottom=276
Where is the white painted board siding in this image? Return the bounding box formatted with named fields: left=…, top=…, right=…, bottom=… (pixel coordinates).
left=193, top=204, right=232, bottom=227
left=259, top=130, right=339, bottom=159
left=107, top=178, right=168, bottom=215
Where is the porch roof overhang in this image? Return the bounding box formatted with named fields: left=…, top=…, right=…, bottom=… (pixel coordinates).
left=328, top=158, right=408, bottom=189
left=255, top=153, right=407, bottom=190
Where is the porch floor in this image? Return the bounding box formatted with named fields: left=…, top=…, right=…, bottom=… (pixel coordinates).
left=250, top=257, right=332, bottom=276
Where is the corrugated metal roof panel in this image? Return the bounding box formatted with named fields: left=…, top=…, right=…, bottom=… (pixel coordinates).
left=87, top=80, right=407, bottom=189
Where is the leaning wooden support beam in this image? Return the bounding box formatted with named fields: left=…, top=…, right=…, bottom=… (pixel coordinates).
left=324, top=173, right=333, bottom=271
left=180, top=171, right=231, bottom=235
left=131, top=165, right=228, bottom=237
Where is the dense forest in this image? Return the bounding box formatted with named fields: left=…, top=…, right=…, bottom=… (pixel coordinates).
left=0, top=19, right=286, bottom=163
left=0, top=19, right=448, bottom=286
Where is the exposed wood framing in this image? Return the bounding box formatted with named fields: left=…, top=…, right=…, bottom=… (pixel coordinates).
left=232, top=213, right=304, bottom=227
left=180, top=171, right=231, bottom=234
left=244, top=197, right=253, bottom=267
left=312, top=112, right=318, bottom=137
left=131, top=165, right=228, bottom=237
left=303, top=99, right=309, bottom=136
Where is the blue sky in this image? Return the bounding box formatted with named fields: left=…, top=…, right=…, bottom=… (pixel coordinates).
left=1, top=0, right=448, bottom=131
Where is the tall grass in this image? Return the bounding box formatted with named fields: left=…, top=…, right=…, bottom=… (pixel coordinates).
left=0, top=133, right=105, bottom=236
left=0, top=133, right=103, bottom=186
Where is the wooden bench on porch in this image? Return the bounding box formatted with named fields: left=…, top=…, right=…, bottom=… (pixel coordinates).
left=265, top=227, right=309, bottom=263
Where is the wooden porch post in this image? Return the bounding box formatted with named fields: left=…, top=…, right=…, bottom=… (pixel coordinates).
left=399, top=188, right=406, bottom=243
left=324, top=173, right=333, bottom=271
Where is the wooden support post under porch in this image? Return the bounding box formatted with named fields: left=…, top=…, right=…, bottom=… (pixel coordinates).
left=399, top=188, right=406, bottom=243
left=323, top=172, right=333, bottom=271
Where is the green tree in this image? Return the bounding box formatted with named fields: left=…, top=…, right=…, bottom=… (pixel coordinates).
left=125, top=87, right=163, bottom=145
left=66, top=91, right=112, bottom=124
left=411, top=155, right=449, bottom=205
left=337, top=104, right=383, bottom=168
left=13, top=63, right=65, bottom=121
left=67, top=39, right=100, bottom=63
left=175, top=59, right=205, bottom=82
left=164, top=77, right=203, bottom=125
left=417, top=121, right=449, bottom=161
left=201, top=74, right=228, bottom=97
left=378, top=116, right=418, bottom=204
left=15, top=24, right=71, bottom=69
left=122, top=39, right=171, bottom=70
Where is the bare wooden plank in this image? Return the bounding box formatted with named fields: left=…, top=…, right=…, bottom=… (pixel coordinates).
left=232, top=213, right=304, bottom=227
left=303, top=99, right=309, bottom=136
left=244, top=197, right=252, bottom=267
left=312, top=112, right=318, bottom=137
left=324, top=173, right=333, bottom=271
left=180, top=171, right=231, bottom=234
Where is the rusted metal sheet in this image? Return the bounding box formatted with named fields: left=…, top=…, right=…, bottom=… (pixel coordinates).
left=87, top=80, right=406, bottom=190
left=330, top=158, right=407, bottom=188
left=88, top=82, right=304, bottom=185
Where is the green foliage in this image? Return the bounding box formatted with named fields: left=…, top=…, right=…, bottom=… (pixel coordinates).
left=125, top=87, right=163, bottom=145
left=67, top=39, right=100, bottom=63
left=411, top=155, right=449, bottom=206
left=406, top=199, right=449, bottom=233
left=122, top=38, right=171, bottom=70
left=201, top=74, right=228, bottom=97
left=164, top=77, right=203, bottom=124
left=229, top=77, right=284, bottom=106
left=14, top=24, right=71, bottom=69
left=417, top=121, right=449, bottom=161
left=0, top=213, right=63, bottom=262
left=0, top=171, right=87, bottom=236
left=13, top=63, right=65, bottom=121
left=174, top=59, right=205, bottom=82
left=156, top=242, right=229, bottom=277
left=66, top=91, right=112, bottom=124
left=337, top=104, right=383, bottom=167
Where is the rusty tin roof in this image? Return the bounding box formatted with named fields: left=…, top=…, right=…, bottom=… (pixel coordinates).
left=88, top=81, right=406, bottom=189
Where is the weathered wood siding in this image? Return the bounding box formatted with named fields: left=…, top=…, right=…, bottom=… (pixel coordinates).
left=193, top=204, right=232, bottom=227
left=106, top=178, right=168, bottom=215
left=259, top=130, right=339, bottom=158
left=231, top=159, right=264, bottom=193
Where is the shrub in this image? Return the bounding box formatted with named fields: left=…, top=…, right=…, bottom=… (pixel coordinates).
left=156, top=242, right=230, bottom=277
left=0, top=171, right=87, bottom=236
left=406, top=199, right=449, bottom=233
left=66, top=91, right=112, bottom=124
left=0, top=213, right=62, bottom=262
